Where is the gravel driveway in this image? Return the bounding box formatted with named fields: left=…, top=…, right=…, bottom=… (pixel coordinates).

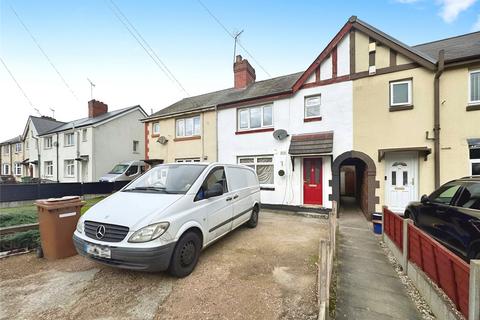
left=0, top=210, right=327, bottom=320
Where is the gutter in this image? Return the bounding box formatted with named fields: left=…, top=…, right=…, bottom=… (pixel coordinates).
left=433, top=50, right=445, bottom=188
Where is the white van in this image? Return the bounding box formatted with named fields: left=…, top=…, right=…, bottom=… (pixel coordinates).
left=99, top=160, right=146, bottom=182
left=74, top=163, right=261, bottom=277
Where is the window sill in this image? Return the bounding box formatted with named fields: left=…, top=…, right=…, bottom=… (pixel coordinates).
left=173, top=135, right=201, bottom=142
left=466, top=104, right=480, bottom=111
left=304, top=117, right=322, bottom=122
left=235, top=128, right=274, bottom=135
left=151, top=134, right=160, bottom=138
left=389, top=105, right=414, bottom=112
left=260, top=186, right=275, bottom=191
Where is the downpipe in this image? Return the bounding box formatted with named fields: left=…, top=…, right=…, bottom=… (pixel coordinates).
left=433, top=50, right=444, bottom=189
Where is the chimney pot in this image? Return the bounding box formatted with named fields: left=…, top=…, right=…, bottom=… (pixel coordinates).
left=88, top=99, right=108, bottom=118
left=233, top=55, right=256, bottom=89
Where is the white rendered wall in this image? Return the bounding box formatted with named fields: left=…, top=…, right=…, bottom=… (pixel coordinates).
left=218, top=81, right=353, bottom=208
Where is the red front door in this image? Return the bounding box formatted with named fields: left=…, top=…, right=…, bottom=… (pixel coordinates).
left=303, top=158, right=323, bottom=205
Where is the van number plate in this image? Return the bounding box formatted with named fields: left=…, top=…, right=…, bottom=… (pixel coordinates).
left=85, top=244, right=111, bottom=259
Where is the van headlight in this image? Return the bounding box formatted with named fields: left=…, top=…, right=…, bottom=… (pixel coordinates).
left=76, top=220, right=84, bottom=234
left=128, top=222, right=170, bottom=243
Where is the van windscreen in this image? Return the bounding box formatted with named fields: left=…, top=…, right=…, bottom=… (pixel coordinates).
left=123, top=164, right=207, bottom=194
left=109, top=164, right=129, bottom=174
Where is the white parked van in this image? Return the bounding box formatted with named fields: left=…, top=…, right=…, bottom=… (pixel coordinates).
left=74, top=163, right=261, bottom=277
left=99, top=160, right=146, bottom=182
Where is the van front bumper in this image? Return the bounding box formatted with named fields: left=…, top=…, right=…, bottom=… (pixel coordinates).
left=73, top=234, right=175, bottom=272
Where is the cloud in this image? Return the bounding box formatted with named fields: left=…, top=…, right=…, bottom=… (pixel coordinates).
left=438, top=0, right=477, bottom=23
left=472, top=14, right=480, bottom=30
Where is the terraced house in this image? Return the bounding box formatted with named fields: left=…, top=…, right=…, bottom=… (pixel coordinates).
left=0, top=135, right=24, bottom=181
left=144, top=16, right=479, bottom=217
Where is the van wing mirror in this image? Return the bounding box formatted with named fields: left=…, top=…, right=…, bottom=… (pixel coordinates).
left=204, top=183, right=224, bottom=199
left=420, top=194, right=430, bottom=204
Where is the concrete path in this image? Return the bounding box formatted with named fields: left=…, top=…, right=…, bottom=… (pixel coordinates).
left=335, top=197, right=421, bottom=320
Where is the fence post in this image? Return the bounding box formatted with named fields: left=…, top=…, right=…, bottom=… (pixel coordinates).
left=318, top=240, right=329, bottom=320
left=381, top=206, right=386, bottom=242
left=402, top=219, right=409, bottom=272
left=469, top=260, right=480, bottom=320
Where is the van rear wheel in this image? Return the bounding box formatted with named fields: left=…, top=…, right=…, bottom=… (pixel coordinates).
left=168, top=232, right=201, bottom=278
left=246, top=206, right=259, bottom=228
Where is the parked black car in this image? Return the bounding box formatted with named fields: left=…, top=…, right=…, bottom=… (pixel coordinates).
left=405, top=176, right=480, bottom=262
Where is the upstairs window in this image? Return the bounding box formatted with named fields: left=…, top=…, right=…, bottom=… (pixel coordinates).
left=152, top=122, right=160, bottom=135
left=238, top=104, right=273, bottom=131
left=176, top=116, right=200, bottom=137
left=44, top=136, right=52, bottom=149
left=133, top=140, right=139, bottom=153
left=64, top=133, right=75, bottom=147
left=15, top=143, right=22, bottom=153
left=390, top=80, right=412, bottom=107
left=469, top=70, right=480, bottom=104
left=3, top=145, right=9, bottom=155
left=304, top=96, right=321, bottom=119
left=82, top=129, right=88, bottom=142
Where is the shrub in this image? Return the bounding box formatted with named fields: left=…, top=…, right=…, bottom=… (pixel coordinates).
left=0, top=230, right=40, bottom=252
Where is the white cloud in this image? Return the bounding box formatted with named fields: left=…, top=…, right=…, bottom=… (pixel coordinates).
left=472, top=14, right=480, bottom=30
left=438, top=0, right=477, bottom=23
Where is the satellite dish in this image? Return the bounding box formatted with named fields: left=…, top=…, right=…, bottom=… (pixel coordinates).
left=157, top=136, right=168, bottom=145
left=273, top=129, right=289, bottom=140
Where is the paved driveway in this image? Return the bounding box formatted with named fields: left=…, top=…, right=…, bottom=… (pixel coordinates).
left=0, top=211, right=327, bottom=320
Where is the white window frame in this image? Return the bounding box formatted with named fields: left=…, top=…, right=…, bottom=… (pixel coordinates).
left=45, top=161, right=53, bottom=177
left=470, top=159, right=480, bottom=175
left=304, top=95, right=321, bottom=119
left=64, top=160, right=75, bottom=177
left=44, top=136, right=53, bottom=149
left=237, top=155, right=274, bottom=186
left=82, top=129, right=88, bottom=142
left=468, top=69, right=480, bottom=104
left=175, top=116, right=201, bottom=138
left=152, top=122, right=160, bottom=135
left=14, top=162, right=22, bottom=176
left=237, top=104, right=273, bottom=131
left=390, top=80, right=412, bottom=106
left=15, top=143, right=22, bottom=153
left=64, top=133, right=75, bottom=147
left=175, top=158, right=201, bottom=163
left=2, top=163, right=10, bottom=175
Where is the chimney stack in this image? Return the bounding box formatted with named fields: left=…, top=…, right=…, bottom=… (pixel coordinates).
left=233, top=55, right=256, bottom=89
left=88, top=99, right=108, bottom=118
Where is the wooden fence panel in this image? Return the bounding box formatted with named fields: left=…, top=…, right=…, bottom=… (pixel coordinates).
left=383, top=207, right=403, bottom=251
left=407, top=223, right=470, bottom=318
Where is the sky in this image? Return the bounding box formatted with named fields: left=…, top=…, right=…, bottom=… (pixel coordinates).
left=1, top=0, right=479, bottom=142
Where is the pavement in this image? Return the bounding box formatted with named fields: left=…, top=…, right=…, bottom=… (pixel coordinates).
left=335, top=197, right=421, bottom=320
left=0, top=210, right=327, bottom=320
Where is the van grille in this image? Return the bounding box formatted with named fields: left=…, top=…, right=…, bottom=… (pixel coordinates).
left=84, top=220, right=129, bottom=242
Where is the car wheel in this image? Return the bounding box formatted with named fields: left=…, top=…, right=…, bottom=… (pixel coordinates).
left=246, top=206, right=259, bottom=228
left=168, top=232, right=201, bottom=278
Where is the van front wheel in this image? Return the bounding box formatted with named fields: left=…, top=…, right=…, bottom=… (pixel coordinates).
left=168, top=232, right=201, bottom=278
left=246, top=206, right=259, bottom=228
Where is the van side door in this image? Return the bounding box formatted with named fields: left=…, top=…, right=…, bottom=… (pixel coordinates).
left=226, top=166, right=257, bottom=229
left=195, top=166, right=234, bottom=242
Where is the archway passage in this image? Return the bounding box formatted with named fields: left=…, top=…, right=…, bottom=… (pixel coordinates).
left=332, top=151, right=377, bottom=220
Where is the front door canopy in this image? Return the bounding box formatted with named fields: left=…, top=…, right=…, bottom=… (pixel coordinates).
left=378, top=147, right=431, bottom=162
left=289, top=131, right=333, bottom=156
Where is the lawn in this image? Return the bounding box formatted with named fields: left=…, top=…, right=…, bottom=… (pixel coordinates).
left=0, top=196, right=106, bottom=228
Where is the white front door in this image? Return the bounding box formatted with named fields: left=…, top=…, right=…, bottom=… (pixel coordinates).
left=385, top=152, right=418, bottom=213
